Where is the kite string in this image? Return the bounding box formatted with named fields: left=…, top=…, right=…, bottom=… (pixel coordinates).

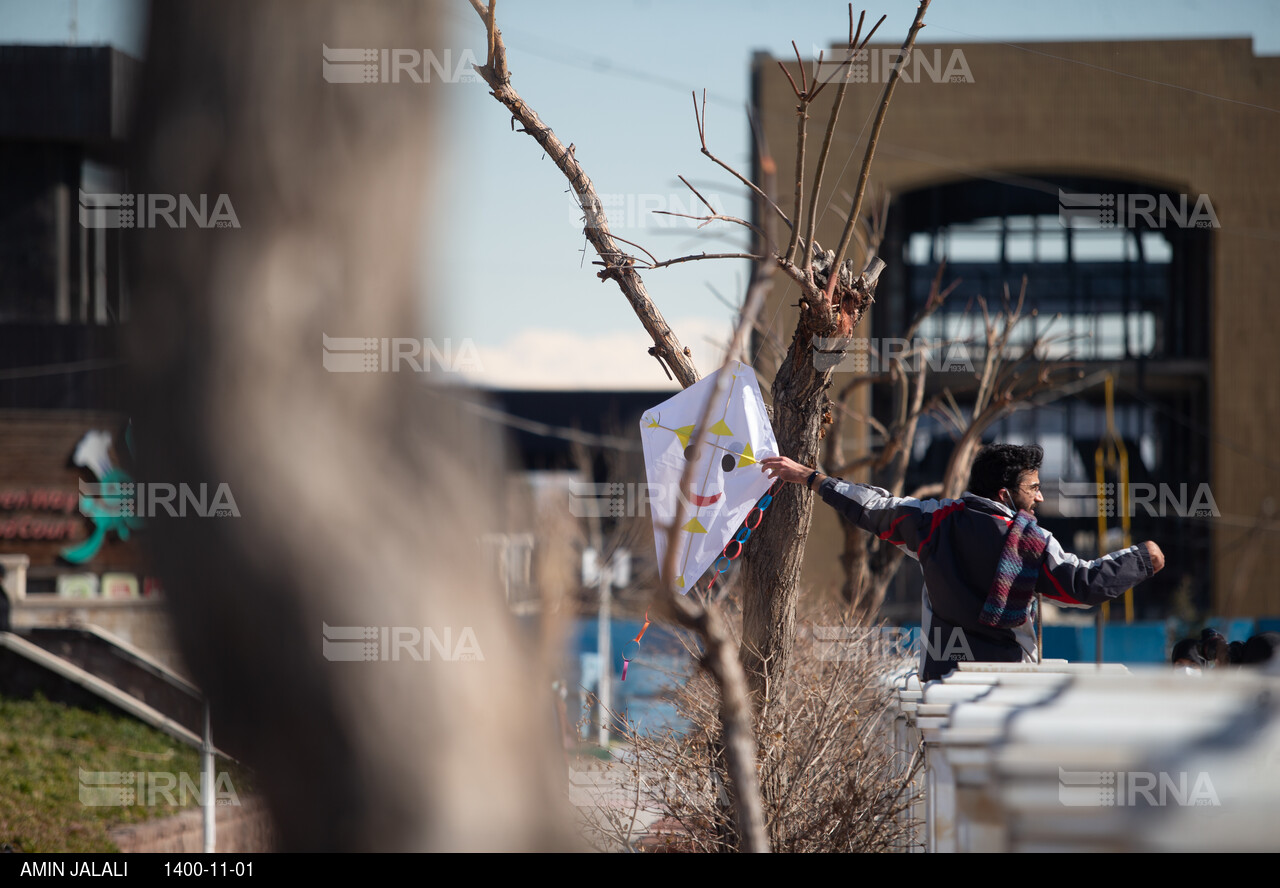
left=706, top=479, right=781, bottom=591
left=620, top=608, right=652, bottom=682
left=622, top=480, right=780, bottom=681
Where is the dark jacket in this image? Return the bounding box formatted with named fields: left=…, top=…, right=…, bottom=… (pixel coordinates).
left=817, top=478, right=1155, bottom=680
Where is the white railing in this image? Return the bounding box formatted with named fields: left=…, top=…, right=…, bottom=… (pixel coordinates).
left=887, top=660, right=1280, bottom=852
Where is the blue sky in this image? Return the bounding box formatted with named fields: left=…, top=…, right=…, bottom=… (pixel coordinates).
left=5, top=0, right=1278, bottom=388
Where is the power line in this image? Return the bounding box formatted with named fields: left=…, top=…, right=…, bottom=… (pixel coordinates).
left=0, top=359, right=121, bottom=382
left=450, top=393, right=642, bottom=452
left=444, top=4, right=742, bottom=110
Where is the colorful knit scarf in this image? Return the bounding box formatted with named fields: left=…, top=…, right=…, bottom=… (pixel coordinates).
left=980, top=509, right=1050, bottom=628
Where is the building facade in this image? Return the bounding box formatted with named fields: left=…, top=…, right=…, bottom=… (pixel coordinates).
left=0, top=46, right=147, bottom=599
left=752, top=38, right=1280, bottom=617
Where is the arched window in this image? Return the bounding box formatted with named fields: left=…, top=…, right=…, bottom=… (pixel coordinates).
left=876, top=175, right=1213, bottom=616
left=879, top=176, right=1211, bottom=361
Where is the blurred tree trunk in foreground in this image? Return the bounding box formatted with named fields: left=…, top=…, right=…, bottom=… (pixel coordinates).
left=126, top=1, right=575, bottom=851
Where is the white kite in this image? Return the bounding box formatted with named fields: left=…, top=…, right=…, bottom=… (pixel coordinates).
left=639, top=361, right=779, bottom=592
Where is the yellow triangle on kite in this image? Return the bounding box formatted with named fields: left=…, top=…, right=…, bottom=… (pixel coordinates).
left=645, top=416, right=659, bottom=429
left=709, top=419, right=733, bottom=437
left=682, top=517, right=707, bottom=533
left=673, top=424, right=695, bottom=449
left=737, top=441, right=757, bottom=467
left=676, top=576, right=685, bottom=589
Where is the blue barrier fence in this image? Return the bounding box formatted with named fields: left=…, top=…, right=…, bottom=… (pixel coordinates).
left=554, top=615, right=1280, bottom=737
left=1042, top=622, right=1168, bottom=664
left=566, top=617, right=693, bottom=739
left=893, top=618, right=1276, bottom=667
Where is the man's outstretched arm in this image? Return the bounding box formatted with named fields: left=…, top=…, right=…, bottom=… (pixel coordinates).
left=760, top=455, right=941, bottom=557
left=1037, top=536, right=1164, bottom=607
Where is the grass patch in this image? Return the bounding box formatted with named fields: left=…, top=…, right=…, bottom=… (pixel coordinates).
left=0, top=692, right=251, bottom=853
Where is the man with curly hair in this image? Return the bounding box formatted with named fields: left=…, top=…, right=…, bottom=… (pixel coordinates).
left=761, top=443, right=1164, bottom=681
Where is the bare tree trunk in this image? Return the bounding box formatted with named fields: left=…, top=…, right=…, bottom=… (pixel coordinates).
left=737, top=2, right=929, bottom=706
left=740, top=265, right=873, bottom=704
left=126, top=1, right=575, bottom=851
left=738, top=336, right=826, bottom=703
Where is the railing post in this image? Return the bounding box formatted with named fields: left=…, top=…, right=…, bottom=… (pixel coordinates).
left=202, top=700, right=215, bottom=853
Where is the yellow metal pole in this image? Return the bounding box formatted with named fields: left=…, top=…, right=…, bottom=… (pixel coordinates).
left=1102, top=374, right=1134, bottom=624
left=1119, top=444, right=1134, bottom=623
left=1095, top=440, right=1110, bottom=624
left=1092, top=371, right=1141, bottom=656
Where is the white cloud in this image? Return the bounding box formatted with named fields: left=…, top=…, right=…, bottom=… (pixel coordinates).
left=460, top=318, right=737, bottom=390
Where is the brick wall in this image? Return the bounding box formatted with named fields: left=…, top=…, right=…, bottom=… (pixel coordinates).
left=108, top=797, right=276, bottom=853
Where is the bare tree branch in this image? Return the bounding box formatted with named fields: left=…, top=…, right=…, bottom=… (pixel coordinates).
left=469, top=1, right=699, bottom=388
left=628, top=251, right=766, bottom=271
left=825, top=0, right=931, bottom=299
left=783, top=41, right=812, bottom=265
left=693, top=89, right=792, bottom=232
left=652, top=209, right=767, bottom=240
left=803, top=8, right=885, bottom=276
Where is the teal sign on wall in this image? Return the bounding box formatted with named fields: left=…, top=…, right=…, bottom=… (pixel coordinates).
left=60, top=430, right=142, bottom=565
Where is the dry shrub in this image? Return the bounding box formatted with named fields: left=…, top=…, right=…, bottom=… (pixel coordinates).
left=578, top=596, right=923, bottom=852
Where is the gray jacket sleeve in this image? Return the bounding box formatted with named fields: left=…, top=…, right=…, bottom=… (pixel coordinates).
left=1035, top=534, right=1154, bottom=607
left=817, top=478, right=948, bottom=562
